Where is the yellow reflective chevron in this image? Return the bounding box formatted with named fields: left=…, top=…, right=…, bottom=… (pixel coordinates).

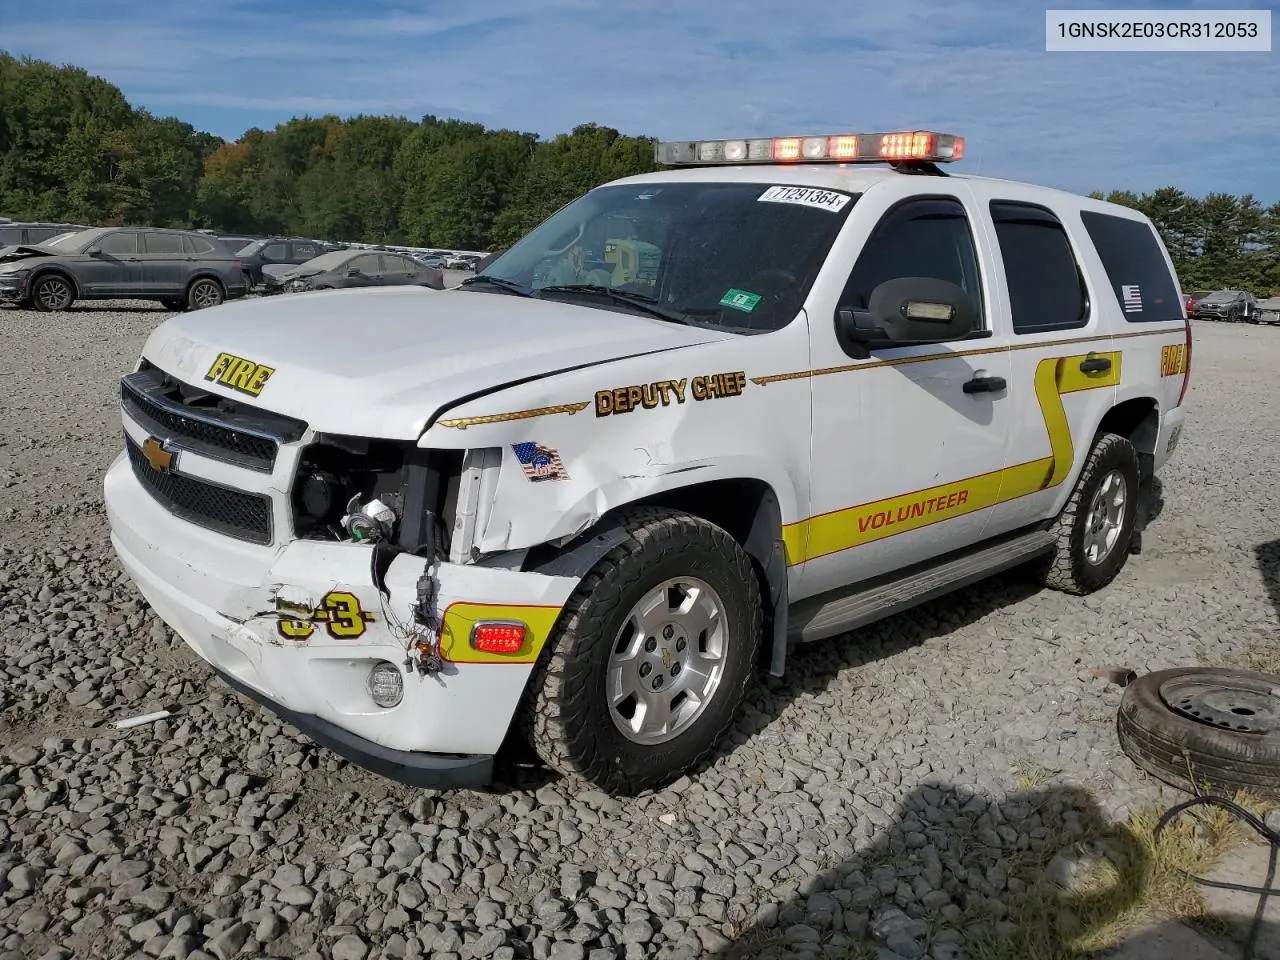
left=784, top=351, right=1121, bottom=565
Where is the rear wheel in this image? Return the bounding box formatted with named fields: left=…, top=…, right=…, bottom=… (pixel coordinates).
left=1034, top=431, right=1140, bottom=595
left=31, top=274, right=74, bottom=312
left=522, top=508, right=763, bottom=795
left=188, top=278, right=224, bottom=310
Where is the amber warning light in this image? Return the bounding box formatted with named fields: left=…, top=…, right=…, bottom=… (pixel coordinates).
left=655, top=131, right=965, bottom=166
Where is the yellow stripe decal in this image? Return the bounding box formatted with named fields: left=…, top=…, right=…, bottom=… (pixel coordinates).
left=439, top=601, right=563, bottom=664
left=436, top=402, right=590, bottom=430
left=782, top=351, right=1121, bottom=565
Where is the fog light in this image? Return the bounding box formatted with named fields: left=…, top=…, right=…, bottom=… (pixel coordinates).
left=367, top=661, right=404, bottom=708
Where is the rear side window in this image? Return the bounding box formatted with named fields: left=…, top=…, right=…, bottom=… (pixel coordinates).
left=1080, top=211, right=1182, bottom=323
left=0, top=227, right=20, bottom=244
left=144, top=233, right=184, bottom=254
left=990, top=202, right=1088, bottom=335
left=183, top=235, right=217, bottom=255
left=292, top=242, right=317, bottom=260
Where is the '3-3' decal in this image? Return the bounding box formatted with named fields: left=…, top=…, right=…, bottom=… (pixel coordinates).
left=276, top=591, right=376, bottom=640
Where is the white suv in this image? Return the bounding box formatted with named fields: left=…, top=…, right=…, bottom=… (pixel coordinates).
left=104, top=129, right=1192, bottom=795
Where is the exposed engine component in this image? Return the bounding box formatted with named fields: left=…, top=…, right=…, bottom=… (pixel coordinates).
left=342, top=494, right=398, bottom=542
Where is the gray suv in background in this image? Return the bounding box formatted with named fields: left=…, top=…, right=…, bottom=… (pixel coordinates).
left=0, top=227, right=247, bottom=312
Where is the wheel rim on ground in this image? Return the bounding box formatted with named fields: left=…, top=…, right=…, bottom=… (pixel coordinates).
left=607, top=576, right=728, bottom=745
left=1083, top=469, right=1127, bottom=565
left=1162, top=676, right=1280, bottom=735
left=192, top=282, right=221, bottom=308
left=37, top=278, right=71, bottom=310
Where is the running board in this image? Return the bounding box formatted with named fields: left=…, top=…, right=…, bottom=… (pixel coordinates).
left=787, top=528, right=1057, bottom=644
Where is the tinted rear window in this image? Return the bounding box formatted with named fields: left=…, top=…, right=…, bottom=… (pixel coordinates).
left=990, top=202, right=1088, bottom=334
left=1080, top=211, right=1182, bottom=323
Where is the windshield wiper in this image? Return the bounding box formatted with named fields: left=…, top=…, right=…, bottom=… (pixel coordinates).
left=535, top=284, right=691, bottom=325
left=459, top=274, right=532, bottom=297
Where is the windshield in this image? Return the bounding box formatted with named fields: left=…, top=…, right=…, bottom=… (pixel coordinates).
left=475, top=181, right=857, bottom=333
left=236, top=240, right=266, bottom=256
left=46, top=227, right=111, bottom=254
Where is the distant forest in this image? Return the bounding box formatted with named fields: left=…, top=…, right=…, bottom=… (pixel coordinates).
left=1, top=53, right=1276, bottom=293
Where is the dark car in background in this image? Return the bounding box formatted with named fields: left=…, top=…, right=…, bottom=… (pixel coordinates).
left=0, top=227, right=247, bottom=312
left=236, top=237, right=340, bottom=288
left=0, top=221, right=90, bottom=246
left=262, top=248, right=444, bottom=294
left=1193, top=289, right=1255, bottom=322
left=1185, top=290, right=1212, bottom=318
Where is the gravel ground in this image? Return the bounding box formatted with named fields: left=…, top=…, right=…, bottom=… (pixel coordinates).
left=1, top=305, right=1278, bottom=960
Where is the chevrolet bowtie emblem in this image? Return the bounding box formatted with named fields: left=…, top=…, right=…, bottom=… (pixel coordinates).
left=141, top=436, right=175, bottom=473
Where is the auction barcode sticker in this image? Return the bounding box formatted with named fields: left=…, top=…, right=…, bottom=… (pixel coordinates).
left=1046, top=9, right=1271, bottom=51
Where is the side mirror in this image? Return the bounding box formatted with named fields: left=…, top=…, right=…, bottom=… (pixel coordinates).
left=86, top=247, right=102, bottom=257
left=346, top=267, right=361, bottom=278
left=837, top=277, right=977, bottom=353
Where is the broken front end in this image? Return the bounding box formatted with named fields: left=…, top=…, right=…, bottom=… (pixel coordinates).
left=104, top=362, right=580, bottom=787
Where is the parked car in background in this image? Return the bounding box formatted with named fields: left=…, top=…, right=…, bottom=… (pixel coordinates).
left=410, top=252, right=449, bottom=269
left=236, top=237, right=335, bottom=288
left=0, top=221, right=90, bottom=246
left=1184, top=290, right=1212, bottom=318
left=263, top=249, right=444, bottom=294
left=1255, top=296, right=1280, bottom=326
left=0, top=227, right=247, bottom=312
left=1193, top=289, right=1255, bottom=322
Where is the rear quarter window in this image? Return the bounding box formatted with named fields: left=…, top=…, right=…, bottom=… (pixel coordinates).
left=1079, top=211, right=1182, bottom=323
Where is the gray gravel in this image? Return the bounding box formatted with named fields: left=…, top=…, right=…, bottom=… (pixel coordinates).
left=2, top=305, right=1278, bottom=960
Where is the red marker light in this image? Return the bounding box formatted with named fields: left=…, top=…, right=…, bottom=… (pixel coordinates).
left=773, top=138, right=801, bottom=161
left=471, top=622, right=526, bottom=655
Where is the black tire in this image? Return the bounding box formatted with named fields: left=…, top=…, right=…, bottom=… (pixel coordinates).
left=30, top=274, right=75, bottom=312
left=1035, top=431, right=1140, bottom=595
left=1117, top=667, right=1280, bottom=800
left=187, top=278, right=224, bottom=311
left=521, top=508, right=763, bottom=795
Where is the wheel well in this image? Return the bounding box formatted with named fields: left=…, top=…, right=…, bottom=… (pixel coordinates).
left=527, top=478, right=791, bottom=676
left=1098, top=397, right=1159, bottom=484
left=30, top=268, right=80, bottom=298
left=187, top=274, right=225, bottom=291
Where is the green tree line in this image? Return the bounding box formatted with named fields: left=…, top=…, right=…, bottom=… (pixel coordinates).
left=2, top=54, right=1277, bottom=293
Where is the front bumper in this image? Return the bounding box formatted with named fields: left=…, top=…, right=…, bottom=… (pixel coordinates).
left=0, top=276, right=27, bottom=303
left=104, top=451, right=580, bottom=787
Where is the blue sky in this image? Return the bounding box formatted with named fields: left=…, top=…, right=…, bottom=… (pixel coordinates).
left=5, top=0, right=1279, bottom=202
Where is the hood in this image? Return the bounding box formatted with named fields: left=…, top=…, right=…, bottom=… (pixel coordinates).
left=141, top=286, right=731, bottom=439
left=0, top=245, right=51, bottom=263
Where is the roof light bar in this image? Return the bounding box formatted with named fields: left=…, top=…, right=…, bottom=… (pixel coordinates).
left=655, top=131, right=965, bottom=166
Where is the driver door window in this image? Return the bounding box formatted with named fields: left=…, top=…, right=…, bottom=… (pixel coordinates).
left=836, top=197, right=985, bottom=344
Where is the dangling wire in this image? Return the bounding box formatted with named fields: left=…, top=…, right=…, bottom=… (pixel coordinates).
left=1152, top=794, right=1280, bottom=960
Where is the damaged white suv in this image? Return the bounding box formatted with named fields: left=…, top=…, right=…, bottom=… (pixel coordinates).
left=105, top=129, right=1192, bottom=795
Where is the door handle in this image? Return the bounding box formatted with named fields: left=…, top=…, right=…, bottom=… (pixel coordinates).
left=963, top=375, right=1007, bottom=394
left=1079, top=356, right=1112, bottom=374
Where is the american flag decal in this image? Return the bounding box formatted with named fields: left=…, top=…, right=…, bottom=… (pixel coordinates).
left=1121, top=284, right=1143, bottom=313
left=511, top=442, right=569, bottom=482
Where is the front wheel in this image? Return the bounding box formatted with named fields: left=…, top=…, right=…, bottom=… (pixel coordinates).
left=1034, top=431, right=1141, bottom=595
left=187, top=278, right=224, bottom=310
left=31, top=274, right=74, bottom=312
left=522, top=508, right=763, bottom=795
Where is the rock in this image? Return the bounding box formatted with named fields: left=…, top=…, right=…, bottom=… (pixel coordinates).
left=332, top=934, right=369, bottom=960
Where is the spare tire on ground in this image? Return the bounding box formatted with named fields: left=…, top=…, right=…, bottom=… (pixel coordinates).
left=1117, top=666, right=1280, bottom=800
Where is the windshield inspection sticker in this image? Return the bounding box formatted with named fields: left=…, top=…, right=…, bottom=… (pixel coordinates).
left=720, top=288, right=762, bottom=313
left=757, top=185, right=852, bottom=213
